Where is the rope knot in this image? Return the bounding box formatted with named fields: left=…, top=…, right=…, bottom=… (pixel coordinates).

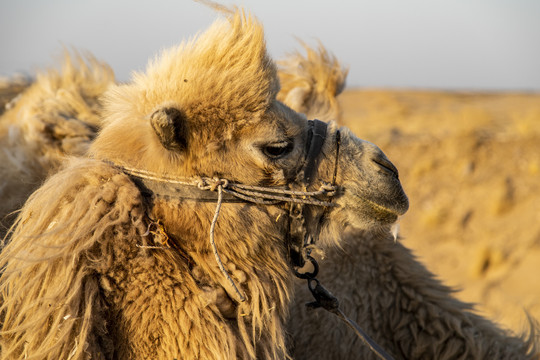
left=197, top=178, right=229, bottom=191
left=319, top=183, right=337, bottom=197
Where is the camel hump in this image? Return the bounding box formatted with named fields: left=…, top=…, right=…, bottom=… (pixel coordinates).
left=277, top=42, right=349, bottom=121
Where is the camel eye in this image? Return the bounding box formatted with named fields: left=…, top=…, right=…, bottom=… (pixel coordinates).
left=262, top=141, right=293, bottom=159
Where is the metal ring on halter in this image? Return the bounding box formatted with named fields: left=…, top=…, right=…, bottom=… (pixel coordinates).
left=293, top=255, right=319, bottom=280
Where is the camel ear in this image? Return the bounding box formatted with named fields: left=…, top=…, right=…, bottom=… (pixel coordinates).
left=150, top=107, right=188, bottom=152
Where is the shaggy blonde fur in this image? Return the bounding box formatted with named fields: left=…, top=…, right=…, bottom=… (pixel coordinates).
left=0, top=11, right=293, bottom=360
left=278, top=48, right=540, bottom=359
left=289, top=230, right=539, bottom=359
left=2, top=157, right=293, bottom=359
left=1, top=8, right=410, bottom=359
left=0, top=159, right=142, bottom=359
left=277, top=42, right=348, bottom=122
left=0, top=76, right=29, bottom=116
left=0, top=54, right=113, bottom=235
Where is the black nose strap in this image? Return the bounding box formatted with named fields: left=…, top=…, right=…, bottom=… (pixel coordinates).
left=303, top=120, right=328, bottom=184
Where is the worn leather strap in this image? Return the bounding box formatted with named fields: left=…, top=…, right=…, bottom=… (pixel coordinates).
left=131, top=120, right=329, bottom=204
left=130, top=176, right=247, bottom=203
left=303, top=120, right=328, bottom=184
left=289, top=119, right=330, bottom=269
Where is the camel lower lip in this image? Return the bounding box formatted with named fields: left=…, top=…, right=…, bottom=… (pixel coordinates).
left=361, top=198, right=402, bottom=223
left=373, top=209, right=399, bottom=224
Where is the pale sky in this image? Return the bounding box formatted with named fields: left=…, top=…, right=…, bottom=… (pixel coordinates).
left=1, top=0, right=539, bottom=90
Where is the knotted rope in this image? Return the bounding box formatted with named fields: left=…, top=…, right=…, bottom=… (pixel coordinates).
left=115, top=164, right=337, bottom=303
left=210, top=182, right=246, bottom=302
left=121, top=165, right=337, bottom=206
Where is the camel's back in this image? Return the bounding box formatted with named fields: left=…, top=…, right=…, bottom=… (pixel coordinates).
left=0, top=55, right=114, bottom=235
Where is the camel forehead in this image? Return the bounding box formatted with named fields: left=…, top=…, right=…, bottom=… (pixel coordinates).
left=128, top=10, right=280, bottom=123
left=251, top=101, right=305, bottom=136
left=199, top=102, right=304, bottom=155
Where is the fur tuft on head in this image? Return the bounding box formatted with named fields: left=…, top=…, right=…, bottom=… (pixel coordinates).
left=277, top=41, right=348, bottom=121
left=194, top=0, right=235, bottom=15
left=141, top=8, right=278, bottom=119
left=92, top=8, right=279, bottom=171
left=103, top=7, right=277, bottom=123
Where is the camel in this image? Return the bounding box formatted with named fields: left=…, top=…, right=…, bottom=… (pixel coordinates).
left=0, top=8, right=409, bottom=360
left=3, top=5, right=535, bottom=359
left=0, top=54, right=114, bottom=236
left=277, top=41, right=348, bottom=123
left=277, top=47, right=540, bottom=359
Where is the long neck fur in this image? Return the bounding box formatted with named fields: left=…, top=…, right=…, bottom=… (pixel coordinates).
left=0, top=158, right=294, bottom=359
left=146, top=196, right=293, bottom=359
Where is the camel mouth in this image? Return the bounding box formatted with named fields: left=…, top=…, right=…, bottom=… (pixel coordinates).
left=361, top=169, right=410, bottom=221
left=339, top=181, right=409, bottom=227
left=360, top=197, right=405, bottom=224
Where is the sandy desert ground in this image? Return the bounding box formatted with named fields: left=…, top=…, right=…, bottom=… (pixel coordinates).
left=338, top=89, right=540, bottom=334
left=1, top=81, right=539, bottom=336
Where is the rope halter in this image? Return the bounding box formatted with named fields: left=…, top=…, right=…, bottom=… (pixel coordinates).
left=111, top=120, right=394, bottom=359
left=113, top=119, right=339, bottom=302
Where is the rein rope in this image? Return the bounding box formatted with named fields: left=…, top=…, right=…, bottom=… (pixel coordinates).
left=298, top=257, right=396, bottom=360
left=211, top=184, right=245, bottom=301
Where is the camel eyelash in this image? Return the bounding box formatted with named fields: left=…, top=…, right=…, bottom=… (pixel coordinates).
left=260, top=141, right=294, bottom=159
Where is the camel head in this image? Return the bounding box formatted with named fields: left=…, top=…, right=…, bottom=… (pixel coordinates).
left=89, top=10, right=408, bottom=246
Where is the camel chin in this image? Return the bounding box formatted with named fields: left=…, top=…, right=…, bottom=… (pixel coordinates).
left=341, top=194, right=404, bottom=230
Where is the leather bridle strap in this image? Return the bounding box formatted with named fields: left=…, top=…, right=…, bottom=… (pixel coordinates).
left=303, top=119, right=328, bottom=184
left=130, top=176, right=247, bottom=203
left=125, top=119, right=332, bottom=205
left=288, top=119, right=336, bottom=270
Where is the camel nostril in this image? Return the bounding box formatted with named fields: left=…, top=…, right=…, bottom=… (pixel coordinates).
left=372, top=156, right=399, bottom=179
